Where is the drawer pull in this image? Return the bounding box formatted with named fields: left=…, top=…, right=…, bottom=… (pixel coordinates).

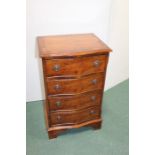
left=56, top=101, right=61, bottom=107
left=90, top=110, right=95, bottom=114
left=57, top=115, right=61, bottom=121
left=91, top=96, right=96, bottom=101
left=53, top=64, right=60, bottom=71
left=93, top=60, right=100, bottom=67
left=92, top=79, right=97, bottom=85
left=54, top=84, right=61, bottom=91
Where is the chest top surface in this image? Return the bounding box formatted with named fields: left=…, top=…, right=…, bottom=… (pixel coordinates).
left=38, top=33, right=112, bottom=58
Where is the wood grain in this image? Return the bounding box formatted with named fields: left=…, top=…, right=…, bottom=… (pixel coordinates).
left=38, top=33, right=111, bottom=139
left=48, top=90, right=102, bottom=111
left=43, top=54, right=107, bottom=76
left=50, top=106, right=101, bottom=126
left=38, top=33, right=112, bottom=57
left=48, top=119, right=102, bottom=139
left=46, top=73, right=104, bottom=95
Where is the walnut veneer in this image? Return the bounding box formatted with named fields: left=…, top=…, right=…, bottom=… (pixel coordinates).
left=38, top=33, right=111, bottom=139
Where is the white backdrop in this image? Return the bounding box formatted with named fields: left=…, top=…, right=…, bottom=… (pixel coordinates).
left=26, top=0, right=128, bottom=102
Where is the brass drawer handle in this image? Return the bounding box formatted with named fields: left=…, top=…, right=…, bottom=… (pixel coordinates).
left=57, top=115, right=61, bottom=121
left=92, top=79, right=97, bottom=85
left=56, top=101, right=61, bottom=107
left=91, top=96, right=96, bottom=101
left=54, top=84, right=61, bottom=91
left=90, top=110, right=95, bottom=114
left=53, top=64, right=60, bottom=71
left=93, top=60, right=100, bottom=67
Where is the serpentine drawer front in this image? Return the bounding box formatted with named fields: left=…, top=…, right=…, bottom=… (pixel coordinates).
left=50, top=106, right=101, bottom=126
left=48, top=90, right=102, bottom=111
left=38, top=33, right=112, bottom=139
left=46, top=73, right=104, bottom=95
left=44, top=55, right=107, bottom=76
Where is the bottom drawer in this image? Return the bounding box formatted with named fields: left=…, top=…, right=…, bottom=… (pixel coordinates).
left=50, top=106, right=101, bottom=126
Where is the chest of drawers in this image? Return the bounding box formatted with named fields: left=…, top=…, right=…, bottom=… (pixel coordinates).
left=38, top=33, right=111, bottom=139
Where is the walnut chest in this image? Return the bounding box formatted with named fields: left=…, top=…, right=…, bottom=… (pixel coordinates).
left=38, top=33, right=112, bottom=139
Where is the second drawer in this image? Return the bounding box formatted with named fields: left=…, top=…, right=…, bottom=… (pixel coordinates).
left=46, top=73, right=104, bottom=95
left=48, top=90, right=102, bottom=111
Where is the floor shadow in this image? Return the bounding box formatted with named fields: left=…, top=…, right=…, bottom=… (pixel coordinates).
left=59, top=126, right=93, bottom=137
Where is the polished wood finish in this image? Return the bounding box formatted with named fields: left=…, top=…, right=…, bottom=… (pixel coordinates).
left=44, top=55, right=107, bottom=76
left=38, top=33, right=111, bottom=139
left=48, top=90, right=102, bottom=111
left=50, top=106, right=100, bottom=126
left=48, top=119, right=102, bottom=139
left=46, top=73, right=104, bottom=95
left=38, top=33, right=112, bottom=57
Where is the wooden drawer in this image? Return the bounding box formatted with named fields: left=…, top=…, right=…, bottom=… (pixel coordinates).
left=48, top=90, right=102, bottom=111
left=50, top=106, right=100, bottom=126
left=46, top=73, right=104, bottom=95
left=43, top=55, right=107, bottom=76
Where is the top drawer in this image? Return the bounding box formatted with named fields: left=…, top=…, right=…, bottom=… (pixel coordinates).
left=43, top=55, right=108, bottom=76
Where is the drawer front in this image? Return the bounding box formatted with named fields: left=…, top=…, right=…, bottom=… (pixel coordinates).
left=44, top=55, right=107, bottom=76
left=50, top=106, right=100, bottom=126
left=48, top=90, right=102, bottom=111
left=46, top=73, right=104, bottom=95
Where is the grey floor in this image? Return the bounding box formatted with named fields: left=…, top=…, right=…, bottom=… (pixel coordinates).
left=27, top=79, right=129, bottom=155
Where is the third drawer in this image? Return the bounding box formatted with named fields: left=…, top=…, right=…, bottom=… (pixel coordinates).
left=48, top=90, right=103, bottom=111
